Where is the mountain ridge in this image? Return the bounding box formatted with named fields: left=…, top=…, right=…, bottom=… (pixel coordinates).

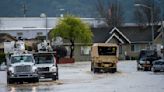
left=0, top=0, right=163, bottom=22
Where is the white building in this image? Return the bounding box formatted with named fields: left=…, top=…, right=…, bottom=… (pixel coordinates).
left=0, top=17, right=106, bottom=39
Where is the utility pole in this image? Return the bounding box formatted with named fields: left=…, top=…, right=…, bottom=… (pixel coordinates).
left=116, top=0, right=119, bottom=27
left=22, top=1, right=27, bottom=17
left=162, top=19, right=164, bottom=59
left=134, top=4, right=154, bottom=49
left=40, top=13, right=48, bottom=41
left=161, top=7, right=164, bottom=59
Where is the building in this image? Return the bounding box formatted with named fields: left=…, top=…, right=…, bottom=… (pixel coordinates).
left=0, top=33, right=17, bottom=52
left=0, top=17, right=164, bottom=61
left=0, top=17, right=106, bottom=39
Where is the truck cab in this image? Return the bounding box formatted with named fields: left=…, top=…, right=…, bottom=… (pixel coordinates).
left=7, top=53, right=39, bottom=84
left=34, top=52, right=58, bottom=80
left=4, top=41, right=39, bottom=84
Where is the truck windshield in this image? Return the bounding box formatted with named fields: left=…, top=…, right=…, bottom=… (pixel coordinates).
left=35, top=55, right=54, bottom=64
left=98, top=46, right=117, bottom=56
left=138, top=50, right=161, bottom=62
left=11, top=56, right=33, bottom=64
left=140, top=50, right=156, bottom=57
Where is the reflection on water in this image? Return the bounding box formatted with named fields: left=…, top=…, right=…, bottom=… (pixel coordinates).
left=9, top=87, right=15, bottom=92
left=8, top=85, right=53, bottom=92
left=7, top=80, right=60, bottom=92
left=9, top=86, right=36, bottom=92
left=32, top=87, right=36, bottom=92
left=0, top=85, right=8, bottom=92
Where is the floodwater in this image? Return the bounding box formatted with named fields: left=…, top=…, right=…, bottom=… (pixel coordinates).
left=0, top=61, right=164, bottom=92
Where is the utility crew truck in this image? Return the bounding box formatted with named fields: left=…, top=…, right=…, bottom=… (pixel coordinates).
left=34, top=40, right=59, bottom=80
left=4, top=41, right=39, bottom=84
left=91, top=43, right=119, bottom=73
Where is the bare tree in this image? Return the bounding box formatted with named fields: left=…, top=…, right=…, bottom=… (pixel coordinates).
left=96, top=0, right=124, bottom=27
left=134, top=0, right=161, bottom=26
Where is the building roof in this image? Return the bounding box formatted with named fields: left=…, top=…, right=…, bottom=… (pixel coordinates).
left=119, top=26, right=160, bottom=43
left=91, top=27, right=111, bottom=43
left=0, top=33, right=17, bottom=43
left=91, top=26, right=161, bottom=44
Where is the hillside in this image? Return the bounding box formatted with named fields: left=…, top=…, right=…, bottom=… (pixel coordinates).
left=0, top=0, right=163, bottom=22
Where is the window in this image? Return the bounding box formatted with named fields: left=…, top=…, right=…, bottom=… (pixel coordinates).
left=119, top=45, right=122, bottom=54
left=65, top=46, right=71, bottom=56
left=35, top=55, right=53, bottom=64
left=131, top=44, right=140, bottom=52
left=37, top=32, right=43, bottom=36
left=98, top=46, right=117, bottom=56
left=81, top=46, right=91, bottom=55
left=17, top=32, right=23, bottom=39
left=11, top=56, right=33, bottom=64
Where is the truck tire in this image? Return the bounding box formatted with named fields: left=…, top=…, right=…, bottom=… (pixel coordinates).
left=7, top=78, right=14, bottom=84
left=52, top=75, right=57, bottom=80
left=33, top=77, right=39, bottom=83
left=93, top=68, right=99, bottom=73
left=137, top=64, right=141, bottom=71
left=114, top=68, right=117, bottom=72
left=53, top=71, right=59, bottom=80
left=137, top=67, right=141, bottom=71
left=91, top=63, right=93, bottom=71
left=56, top=71, right=59, bottom=80
left=153, top=69, right=159, bottom=72
left=149, top=67, right=152, bottom=71
left=111, top=68, right=117, bottom=73
left=143, top=67, right=149, bottom=71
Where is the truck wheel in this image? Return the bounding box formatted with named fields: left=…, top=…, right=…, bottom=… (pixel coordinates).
left=114, top=68, right=117, bottom=72
left=137, top=67, right=141, bottom=71
left=144, top=67, right=149, bottom=71
left=55, top=71, right=59, bottom=80
left=93, top=68, right=99, bottom=73
left=111, top=68, right=117, bottom=73
left=153, top=69, right=156, bottom=72
left=153, top=69, right=159, bottom=72
left=91, top=63, right=93, bottom=71
left=137, top=64, right=141, bottom=71
left=7, top=78, right=14, bottom=84
left=52, top=71, right=59, bottom=80
left=33, top=77, right=39, bottom=83
left=148, top=67, right=152, bottom=71
left=52, top=75, right=57, bottom=80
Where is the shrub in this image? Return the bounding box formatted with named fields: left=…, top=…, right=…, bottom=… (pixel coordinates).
left=52, top=46, right=67, bottom=59
left=0, top=53, right=6, bottom=64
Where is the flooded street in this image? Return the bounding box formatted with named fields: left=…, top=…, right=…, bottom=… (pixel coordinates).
left=0, top=61, right=164, bottom=92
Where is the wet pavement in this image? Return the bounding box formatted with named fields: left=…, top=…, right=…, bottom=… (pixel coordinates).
left=0, top=61, right=164, bottom=92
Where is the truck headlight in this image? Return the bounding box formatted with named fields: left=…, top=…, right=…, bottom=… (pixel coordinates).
left=32, top=66, right=38, bottom=73
left=50, top=67, right=56, bottom=72
left=146, top=61, right=150, bottom=64
left=8, top=67, right=14, bottom=74
left=139, top=60, right=145, bottom=64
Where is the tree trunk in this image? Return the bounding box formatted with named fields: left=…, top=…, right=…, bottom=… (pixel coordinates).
left=69, top=40, right=74, bottom=58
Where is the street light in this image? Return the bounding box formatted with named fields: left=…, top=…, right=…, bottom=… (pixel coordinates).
left=134, top=4, right=154, bottom=49
left=161, top=8, right=164, bottom=59
left=40, top=13, right=48, bottom=41
left=59, top=8, right=65, bottom=17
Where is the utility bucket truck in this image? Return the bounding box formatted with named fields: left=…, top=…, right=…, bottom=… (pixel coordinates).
left=34, top=40, right=59, bottom=80
left=4, top=41, right=39, bottom=84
